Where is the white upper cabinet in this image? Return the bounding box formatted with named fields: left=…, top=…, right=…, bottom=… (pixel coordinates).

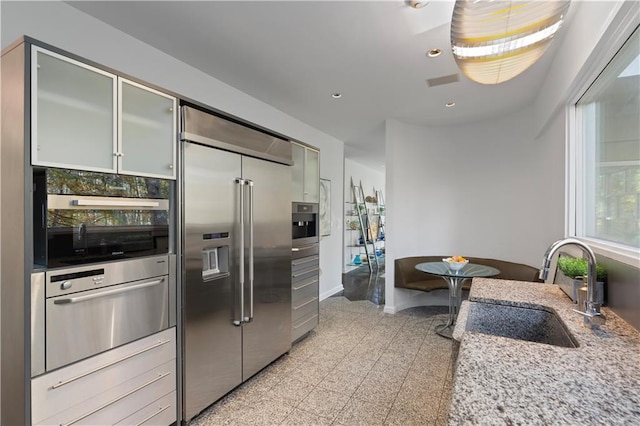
left=119, top=79, right=176, bottom=178
left=291, top=141, right=320, bottom=203
left=32, top=46, right=117, bottom=172
left=31, top=46, right=177, bottom=179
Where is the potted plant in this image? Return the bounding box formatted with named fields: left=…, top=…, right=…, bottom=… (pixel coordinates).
left=556, top=257, right=606, bottom=304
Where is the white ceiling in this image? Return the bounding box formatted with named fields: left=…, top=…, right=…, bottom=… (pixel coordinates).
left=68, top=0, right=574, bottom=168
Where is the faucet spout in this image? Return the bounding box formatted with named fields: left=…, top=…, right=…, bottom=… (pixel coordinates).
left=540, top=238, right=605, bottom=329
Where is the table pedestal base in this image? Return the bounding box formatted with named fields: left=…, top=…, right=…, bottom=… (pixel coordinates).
left=435, top=275, right=469, bottom=339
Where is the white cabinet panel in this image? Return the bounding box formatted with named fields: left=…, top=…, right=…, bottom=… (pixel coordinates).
left=292, top=142, right=305, bottom=201
left=304, top=147, right=320, bottom=203
left=291, top=141, right=319, bottom=203
left=119, top=79, right=176, bottom=179
left=32, top=46, right=117, bottom=172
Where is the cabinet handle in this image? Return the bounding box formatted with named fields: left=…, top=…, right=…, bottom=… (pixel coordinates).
left=133, top=404, right=172, bottom=426
left=293, top=279, right=318, bottom=291
left=292, top=256, right=318, bottom=266
left=61, top=371, right=171, bottom=426
left=291, top=246, right=317, bottom=252
left=50, top=339, right=171, bottom=390
left=294, top=314, right=319, bottom=329
left=293, top=296, right=318, bottom=311
left=292, top=268, right=320, bottom=279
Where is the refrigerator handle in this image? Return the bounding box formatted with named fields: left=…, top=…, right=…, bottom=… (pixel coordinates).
left=246, top=179, right=254, bottom=322
left=234, top=177, right=245, bottom=326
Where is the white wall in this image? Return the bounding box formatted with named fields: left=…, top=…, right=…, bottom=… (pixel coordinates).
left=0, top=1, right=345, bottom=301
left=534, top=0, right=629, bottom=132
left=384, top=106, right=566, bottom=313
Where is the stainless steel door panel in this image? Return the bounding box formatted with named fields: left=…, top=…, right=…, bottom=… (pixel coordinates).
left=183, top=142, right=242, bottom=421
left=31, top=272, right=46, bottom=377
left=46, top=277, right=169, bottom=371
left=241, top=156, right=292, bottom=380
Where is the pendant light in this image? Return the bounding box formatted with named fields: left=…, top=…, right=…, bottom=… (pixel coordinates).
left=451, top=0, right=571, bottom=85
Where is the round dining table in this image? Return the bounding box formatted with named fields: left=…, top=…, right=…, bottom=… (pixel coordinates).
left=415, top=261, right=500, bottom=338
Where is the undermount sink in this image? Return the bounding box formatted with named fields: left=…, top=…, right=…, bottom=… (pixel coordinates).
left=466, top=302, right=578, bottom=348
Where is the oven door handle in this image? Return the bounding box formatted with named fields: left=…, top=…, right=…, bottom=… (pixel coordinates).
left=72, top=199, right=160, bottom=208
left=53, top=278, right=165, bottom=305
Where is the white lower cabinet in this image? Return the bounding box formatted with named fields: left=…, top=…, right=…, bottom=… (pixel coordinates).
left=31, top=328, right=176, bottom=426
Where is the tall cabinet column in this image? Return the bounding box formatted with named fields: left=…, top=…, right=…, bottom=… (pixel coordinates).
left=1, top=39, right=29, bottom=426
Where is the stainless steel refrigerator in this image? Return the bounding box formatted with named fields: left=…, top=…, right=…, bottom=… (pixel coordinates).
left=180, top=107, right=292, bottom=422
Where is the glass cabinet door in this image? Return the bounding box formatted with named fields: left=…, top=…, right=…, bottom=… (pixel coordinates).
left=291, top=142, right=305, bottom=201
left=304, top=147, right=320, bottom=203
left=32, top=46, right=117, bottom=172
left=119, top=79, right=176, bottom=179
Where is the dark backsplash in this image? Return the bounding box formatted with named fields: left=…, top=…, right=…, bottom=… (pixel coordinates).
left=600, top=254, right=640, bottom=331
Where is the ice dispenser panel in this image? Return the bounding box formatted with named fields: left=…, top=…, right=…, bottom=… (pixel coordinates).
left=202, top=231, right=230, bottom=281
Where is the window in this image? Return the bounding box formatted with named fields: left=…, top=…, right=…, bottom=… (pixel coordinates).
left=574, top=25, right=639, bottom=260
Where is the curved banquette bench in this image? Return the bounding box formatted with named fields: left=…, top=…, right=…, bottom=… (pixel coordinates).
left=395, top=256, right=542, bottom=293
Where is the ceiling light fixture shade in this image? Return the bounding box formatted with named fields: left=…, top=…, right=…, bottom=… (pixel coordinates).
left=451, top=0, right=570, bottom=85
left=408, top=1, right=429, bottom=9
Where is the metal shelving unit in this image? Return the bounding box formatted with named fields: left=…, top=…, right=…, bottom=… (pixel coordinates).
left=349, top=178, right=380, bottom=271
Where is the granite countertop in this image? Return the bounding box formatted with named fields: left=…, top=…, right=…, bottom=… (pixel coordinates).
left=450, top=278, right=640, bottom=425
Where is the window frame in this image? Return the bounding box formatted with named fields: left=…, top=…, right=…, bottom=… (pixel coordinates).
left=567, top=15, right=640, bottom=268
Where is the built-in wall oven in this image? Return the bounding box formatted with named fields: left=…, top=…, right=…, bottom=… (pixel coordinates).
left=292, top=202, right=319, bottom=249
left=33, top=168, right=171, bottom=268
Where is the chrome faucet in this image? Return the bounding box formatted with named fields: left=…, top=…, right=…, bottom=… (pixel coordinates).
left=540, top=238, right=605, bottom=329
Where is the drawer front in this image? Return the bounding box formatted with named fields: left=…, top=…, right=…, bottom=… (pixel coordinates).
left=37, top=361, right=176, bottom=426
left=292, top=294, right=318, bottom=322
left=291, top=244, right=319, bottom=260
left=46, top=276, right=169, bottom=371
left=292, top=277, right=318, bottom=307
left=32, top=328, right=176, bottom=424
left=292, top=312, right=319, bottom=342
left=116, top=391, right=176, bottom=426
left=292, top=268, right=319, bottom=285
left=291, top=255, right=319, bottom=275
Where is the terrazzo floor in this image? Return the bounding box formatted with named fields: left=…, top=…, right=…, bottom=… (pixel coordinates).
left=189, top=296, right=456, bottom=425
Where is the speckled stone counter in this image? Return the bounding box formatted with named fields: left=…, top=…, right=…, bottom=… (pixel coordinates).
left=450, top=278, right=640, bottom=425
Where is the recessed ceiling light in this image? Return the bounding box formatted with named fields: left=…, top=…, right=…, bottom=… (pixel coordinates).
left=408, top=0, right=428, bottom=9
left=445, top=102, right=456, bottom=108
left=331, top=93, right=342, bottom=99
left=427, top=48, right=442, bottom=58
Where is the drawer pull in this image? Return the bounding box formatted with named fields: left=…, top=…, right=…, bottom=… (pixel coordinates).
left=62, top=371, right=171, bottom=426
left=292, top=268, right=319, bottom=279
left=134, top=404, right=172, bottom=426
left=292, top=256, right=318, bottom=266
left=293, top=279, right=318, bottom=291
left=294, top=314, right=319, bottom=329
left=51, top=339, right=171, bottom=390
left=293, top=297, right=318, bottom=311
